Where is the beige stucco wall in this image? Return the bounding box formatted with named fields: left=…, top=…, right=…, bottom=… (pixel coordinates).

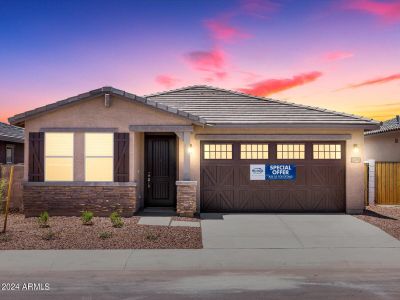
left=365, top=131, right=400, bottom=162
left=23, top=94, right=367, bottom=213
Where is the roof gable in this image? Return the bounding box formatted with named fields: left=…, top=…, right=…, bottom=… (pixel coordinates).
left=9, top=87, right=206, bottom=126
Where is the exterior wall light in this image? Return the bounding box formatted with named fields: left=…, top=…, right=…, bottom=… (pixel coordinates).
left=188, top=144, right=193, bottom=155
left=353, top=144, right=360, bottom=154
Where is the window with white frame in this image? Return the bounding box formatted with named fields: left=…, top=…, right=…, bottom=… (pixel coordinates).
left=45, top=133, right=74, bottom=181
left=5, top=145, right=14, bottom=164
left=85, top=133, right=113, bottom=181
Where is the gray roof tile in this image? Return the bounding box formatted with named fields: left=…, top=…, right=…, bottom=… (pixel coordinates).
left=365, top=115, right=400, bottom=135
left=0, top=122, right=24, bottom=143
left=146, top=85, right=379, bottom=127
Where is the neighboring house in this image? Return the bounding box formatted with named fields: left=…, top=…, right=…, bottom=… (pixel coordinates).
left=9, top=86, right=378, bottom=217
left=365, top=115, right=400, bottom=162
left=0, top=122, right=24, bottom=164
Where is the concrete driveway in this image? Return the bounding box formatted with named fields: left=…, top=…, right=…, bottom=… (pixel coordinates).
left=200, top=214, right=400, bottom=249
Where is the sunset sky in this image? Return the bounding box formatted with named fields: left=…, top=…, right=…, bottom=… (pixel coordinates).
left=1, top=0, right=400, bottom=122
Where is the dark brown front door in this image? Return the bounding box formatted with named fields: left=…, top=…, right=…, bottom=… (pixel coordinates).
left=201, top=141, right=346, bottom=212
left=144, top=135, right=177, bottom=207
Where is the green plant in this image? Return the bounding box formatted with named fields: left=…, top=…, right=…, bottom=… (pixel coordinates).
left=38, top=211, right=50, bottom=228
left=145, top=231, right=160, bottom=241
left=81, top=211, right=94, bottom=225
left=0, top=178, right=7, bottom=212
left=110, top=212, right=124, bottom=228
left=0, top=233, right=12, bottom=243
left=99, top=231, right=112, bottom=239
left=42, top=230, right=57, bottom=241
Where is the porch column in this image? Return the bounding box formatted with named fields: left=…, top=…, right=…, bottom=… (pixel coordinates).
left=176, top=130, right=197, bottom=217
left=183, top=131, right=191, bottom=180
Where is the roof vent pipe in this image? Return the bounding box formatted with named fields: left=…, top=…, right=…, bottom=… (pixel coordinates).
left=104, top=94, right=111, bottom=108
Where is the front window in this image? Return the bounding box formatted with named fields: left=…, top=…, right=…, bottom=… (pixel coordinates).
left=277, top=144, right=305, bottom=159
left=6, top=145, right=14, bottom=164
left=85, top=133, right=113, bottom=181
left=45, top=133, right=74, bottom=181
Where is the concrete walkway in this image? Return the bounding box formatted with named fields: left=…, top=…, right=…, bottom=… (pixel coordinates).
left=200, top=214, right=400, bottom=249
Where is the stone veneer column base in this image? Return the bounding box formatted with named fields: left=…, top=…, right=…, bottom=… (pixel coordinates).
left=23, top=182, right=138, bottom=217
left=176, top=181, right=197, bottom=217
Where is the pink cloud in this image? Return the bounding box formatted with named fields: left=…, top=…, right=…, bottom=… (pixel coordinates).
left=347, top=73, right=400, bottom=88
left=155, top=74, right=180, bottom=88
left=342, top=0, right=400, bottom=22
left=238, top=71, right=323, bottom=96
left=185, top=48, right=226, bottom=71
left=204, top=19, right=251, bottom=42
left=324, top=51, right=354, bottom=61
left=239, top=0, right=280, bottom=18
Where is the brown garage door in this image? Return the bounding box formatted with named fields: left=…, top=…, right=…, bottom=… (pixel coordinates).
left=200, top=141, right=345, bottom=212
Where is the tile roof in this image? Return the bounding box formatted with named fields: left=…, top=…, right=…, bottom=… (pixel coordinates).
left=9, top=85, right=379, bottom=129
left=0, top=122, right=24, bottom=143
left=146, top=85, right=379, bottom=127
left=365, top=115, right=400, bottom=135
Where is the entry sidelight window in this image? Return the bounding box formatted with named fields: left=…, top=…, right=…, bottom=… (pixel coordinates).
left=85, top=133, right=113, bottom=181
left=240, top=144, right=268, bottom=159
left=277, top=144, right=305, bottom=159
left=204, top=144, right=232, bottom=159
left=5, top=145, right=14, bottom=164
left=313, top=144, right=341, bottom=159
left=45, top=133, right=74, bottom=181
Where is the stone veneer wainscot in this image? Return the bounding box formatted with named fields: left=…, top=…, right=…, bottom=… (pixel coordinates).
left=176, top=181, right=197, bottom=217
left=23, top=182, right=137, bottom=217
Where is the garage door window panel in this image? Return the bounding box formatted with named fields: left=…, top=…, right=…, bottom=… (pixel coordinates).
left=240, top=144, right=268, bottom=159
left=277, top=144, right=305, bottom=160
left=204, top=144, right=232, bottom=160
left=313, top=144, right=341, bottom=159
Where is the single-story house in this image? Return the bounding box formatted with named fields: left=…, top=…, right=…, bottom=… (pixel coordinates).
left=9, top=85, right=379, bottom=217
left=0, top=122, right=24, bottom=165
left=365, top=115, right=400, bottom=162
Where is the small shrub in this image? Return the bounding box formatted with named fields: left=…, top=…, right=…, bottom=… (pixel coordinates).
left=99, top=231, right=112, bottom=239
left=38, top=211, right=50, bottom=228
left=0, top=233, right=12, bottom=243
left=42, top=230, right=57, bottom=241
left=145, top=232, right=160, bottom=241
left=110, top=212, right=124, bottom=228
left=81, top=211, right=94, bottom=225
left=0, top=178, right=7, bottom=211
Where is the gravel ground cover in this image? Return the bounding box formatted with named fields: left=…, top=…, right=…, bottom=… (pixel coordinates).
left=356, top=206, right=400, bottom=240
left=0, top=214, right=202, bottom=249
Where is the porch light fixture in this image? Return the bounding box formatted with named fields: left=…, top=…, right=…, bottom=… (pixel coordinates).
left=188, top=144, right=193, bottom=155
left=353, top=144, right=359, bottom=154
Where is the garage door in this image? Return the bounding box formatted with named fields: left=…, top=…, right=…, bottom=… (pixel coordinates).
left=200, top=141, right=345, bottom=212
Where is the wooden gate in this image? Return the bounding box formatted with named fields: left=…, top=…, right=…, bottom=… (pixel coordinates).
left=375, top=162, right=400, bottom=205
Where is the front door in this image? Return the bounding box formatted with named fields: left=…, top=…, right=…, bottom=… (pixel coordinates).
left=144, top=135, right=177, bottom=207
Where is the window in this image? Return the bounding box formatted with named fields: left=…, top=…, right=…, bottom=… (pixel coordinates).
left=204, top=144, right=232, bottom=159
left=277, top=144, right=305, bottom=159
left=45, top=133, right=74, bottom=181
left=313, top=144, right=341, bottom=159
left=240, top=144, right=268, bottom=159
left=85, top=133, right=113, bottom=181
left=5, top=145, right=14, bottom=164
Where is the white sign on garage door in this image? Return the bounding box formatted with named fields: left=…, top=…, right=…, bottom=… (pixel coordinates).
left=250, top=164, right=266, bottom=180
